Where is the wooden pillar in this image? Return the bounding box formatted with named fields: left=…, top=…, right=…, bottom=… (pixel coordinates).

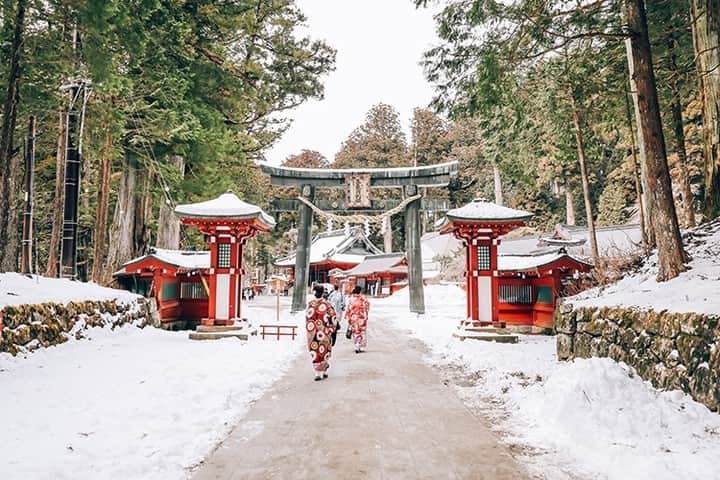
left=490, top=238, right=500, bottom=324
left=292, top=184, right=314, bottom=313
left=404, top=184, right=425, bottom=314
left=383, top=218, right=393, bottom=253
left=465, top=239, right=477, bottom=323
left=206, top=235, right=218, bottom=322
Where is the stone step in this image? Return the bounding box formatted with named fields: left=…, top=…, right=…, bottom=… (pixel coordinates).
left=189, top=331, right=249, bottom=341
left=452, top=331, right=518, bottom=344
left=463, top=326, right=509, bottom=335
left=196, top=325, right=247, bottom=333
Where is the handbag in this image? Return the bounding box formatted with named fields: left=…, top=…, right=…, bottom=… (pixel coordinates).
left=345, top=326, right=352, bottom=340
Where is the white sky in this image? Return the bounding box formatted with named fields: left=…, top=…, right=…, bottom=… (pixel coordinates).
left=264, top=0, right=440, bottom=166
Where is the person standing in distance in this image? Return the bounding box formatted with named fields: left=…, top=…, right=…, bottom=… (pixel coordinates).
left=327, top=284, right=345, bottom=346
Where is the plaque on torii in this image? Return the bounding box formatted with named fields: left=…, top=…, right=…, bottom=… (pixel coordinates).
left=260, top=161, right=459, bottom=314
left=345, top=173, right=371, bottom=208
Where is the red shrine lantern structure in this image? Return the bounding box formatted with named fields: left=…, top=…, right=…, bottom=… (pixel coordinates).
left=441, top=199, right=533, bottom=327
left=175, top=193, right=275, bottom=326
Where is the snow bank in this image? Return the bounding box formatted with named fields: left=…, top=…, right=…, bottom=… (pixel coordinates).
left=0, top=273, right=139, bottom=309
left=376, top=285, right=720, bottom=480
left=0, top=320, right=302, bottom=480
left=383, top=283, right=465, bottom=308
left=569, top=220, right=720, bottom=314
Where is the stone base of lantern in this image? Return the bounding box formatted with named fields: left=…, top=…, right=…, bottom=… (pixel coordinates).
left=454, top=325, right=518, bottom=344
left=200, top=318, right=236, bottom=327
left=189, top=324, right=257, bottom=341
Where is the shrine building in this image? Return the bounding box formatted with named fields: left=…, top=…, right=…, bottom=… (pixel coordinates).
left=329, top=252, right=408, bottom=296
left=441, top=198, right=592, bottom=331
left=114, top=249, right=210, bottom=330
left=274, top=226, right=382, bottom=286
left=114, top=193, right=275, bottom=330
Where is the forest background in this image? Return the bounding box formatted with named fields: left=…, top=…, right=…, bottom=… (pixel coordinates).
left=0, top=0, right=717, bottom=284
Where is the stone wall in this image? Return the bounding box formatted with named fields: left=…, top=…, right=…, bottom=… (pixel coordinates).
left=556, top=302, right=720, bottom=412
left=0, top=299, right=154, bottom=355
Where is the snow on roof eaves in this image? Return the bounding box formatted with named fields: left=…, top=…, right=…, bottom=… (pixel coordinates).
left=342, top=253, right=405, bottom=276
left=118, top=248, right=211, bottom=273
left=498, top=251, right=593, bottom=272
left=274, top=227, right=381, bottom=267
left=447, top=199, right=533, bottom=222
left=174, top=193, right=276, bottom=227
left=151, top=249, right=210, bottom=269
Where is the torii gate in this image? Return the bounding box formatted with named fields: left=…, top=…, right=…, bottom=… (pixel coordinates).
left=260, top=161, right=459, bottom=314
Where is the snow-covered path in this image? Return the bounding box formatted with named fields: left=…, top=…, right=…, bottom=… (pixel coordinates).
left=192, top=308, right=529, bottom=479
left=0, top=297, right=302, bottom=480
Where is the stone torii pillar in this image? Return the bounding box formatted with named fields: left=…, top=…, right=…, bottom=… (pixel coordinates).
left=404, top=184, right=425, bottom=314
left=292, top=185, right=315, bottom=312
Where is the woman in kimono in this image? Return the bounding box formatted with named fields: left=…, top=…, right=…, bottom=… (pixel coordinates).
left=306, top=284, right=337, bottom=381
left=346, top=285, right=370, bottom=353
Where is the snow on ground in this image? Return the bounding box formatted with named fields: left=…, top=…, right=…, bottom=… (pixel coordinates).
left=569, top=220, right=720, bottom=314
left=0, top=272, right=139, bottom=309
left=378, top=285, right=720, bottom=480
left=0, top=297, right=303, bottom=480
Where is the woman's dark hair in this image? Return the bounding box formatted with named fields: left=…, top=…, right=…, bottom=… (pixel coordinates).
left=313, top=285, right=325, bottom=298
left=352, top=286, right=362, bottom=295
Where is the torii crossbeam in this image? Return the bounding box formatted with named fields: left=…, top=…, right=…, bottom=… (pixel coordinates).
left=260, top=161, right=459, bottom=314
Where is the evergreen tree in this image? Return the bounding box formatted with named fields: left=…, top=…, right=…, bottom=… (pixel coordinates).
left=334, top=103, right=407, bottom=168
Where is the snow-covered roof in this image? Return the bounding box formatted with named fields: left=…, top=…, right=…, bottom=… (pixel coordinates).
left=446, top=198, right=533, bottom=222
left=342, top=253, right=405, bottom=277
left=421, top=231, right=463, bottom=259
left=498, top=250, right=593, bottom=272
left=175, top=192, right=276, bottom=227
left=274, top=227, right=382, bottom=267
left=117, top=248, right=210, bottom=274
left=500, top=224, right=642, bottom=259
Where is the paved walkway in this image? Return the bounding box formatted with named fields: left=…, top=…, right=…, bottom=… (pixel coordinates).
left=192, top=317, right=531, bottom=480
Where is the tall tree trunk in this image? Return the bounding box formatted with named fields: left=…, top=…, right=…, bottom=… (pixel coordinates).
left=20, top=115, right=34, bottom=274
left=46, top=111, right=66, bottom=277
left=134, top=167, right=153, bottom=255
left=104, top=151, right=138, bottom=283
left=565, top=184, right=576, bottom=226
left=570, top=95, right=600, bottom=266
left=92, top=132, right=112, bottom=283
left=626, top=38, right=656, bottom=248
left=624, top=0, right=686, bottom=281
left=668, top=35, right=696, bottom=227
left=624, top=77, right=649, bottom=252
left=0, top=0, right=26, bottom=271
left=156, top=155, right=184, bottom=249
left=690, top=0, right=720, bottom=219
left=492, top=160, right=503, bottom=206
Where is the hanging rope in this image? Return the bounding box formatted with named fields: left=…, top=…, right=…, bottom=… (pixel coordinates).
left=296, top=194, right=422, bottom=225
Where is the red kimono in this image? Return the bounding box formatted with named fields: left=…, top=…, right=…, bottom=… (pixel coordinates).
left=347, top=293, right=370, bottom=350
left=305, top=298, right=337, bottom=372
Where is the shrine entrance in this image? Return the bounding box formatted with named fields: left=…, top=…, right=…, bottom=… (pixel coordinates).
left=260, top=161, right=459, bottom=313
